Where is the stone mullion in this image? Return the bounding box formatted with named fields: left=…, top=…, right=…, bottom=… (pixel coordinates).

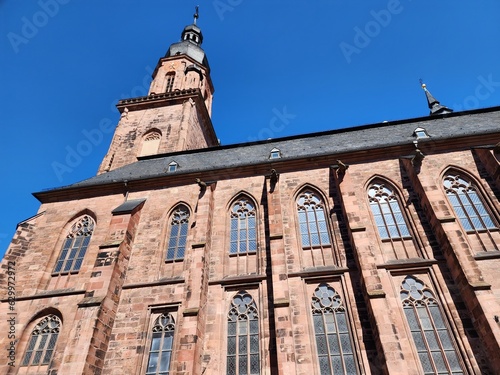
left=331, top=167, right=408, bottom=373
left=400, top=157, right=500, bottom=373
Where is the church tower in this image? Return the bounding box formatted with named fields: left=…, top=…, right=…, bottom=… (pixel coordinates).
left=98, top=9, right=218, bottom=174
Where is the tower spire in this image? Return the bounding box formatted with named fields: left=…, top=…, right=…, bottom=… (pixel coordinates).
left=193, top=5, right=199, bottom=25
left=420, top=79, right=453, bottom=116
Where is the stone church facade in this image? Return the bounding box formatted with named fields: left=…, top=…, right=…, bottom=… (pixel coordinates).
left=1, top=15, right=500, bottom=375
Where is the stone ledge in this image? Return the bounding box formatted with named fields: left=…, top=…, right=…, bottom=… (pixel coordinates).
left=183, top=307, right=199, bottom=317
left=350, top=225, right=366, bottom=232
left=288, top=266, right=349, bottom=279
left=377, top=258, right=438, bottom=270
left=469, top=281, right=491, bottom=290
left=367, top=289, right=386, bottom=298
left=209, top=274, right=266, bottom=286
left=123, top=277, right=185, bottom=289
left=437, top=216, right=456, bottom=223
left=474, top=251, right=500, bottom=260
left=269, top=234, right=283, bottom=240
left=273, top=298, right=290, bottom=308
left=78, top=296, right=105, bottom=308
left=1, top=288, right=85, bottom=303
left=192, top=242, right=206, bottom=249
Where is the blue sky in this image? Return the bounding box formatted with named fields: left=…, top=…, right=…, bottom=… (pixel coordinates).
left=1, top=1, right=499, bottom=257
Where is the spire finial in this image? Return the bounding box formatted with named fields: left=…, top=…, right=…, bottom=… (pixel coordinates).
left=193, top=5, right=199, bottom=25
left=418, top=79, right=453, bottom=116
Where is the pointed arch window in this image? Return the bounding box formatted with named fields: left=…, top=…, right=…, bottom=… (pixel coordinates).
left=230, top=197, right=257, bottom=254
left=297, top=190, right=331, bottom=248
left=444, top=174, right=497, bottom=232
left=311, top=284, right=357, bottom=374
left=400, top=276, right=464, bottom=374
left=165, top=73, right=175, bottom=92
left=146, top=313, right=175, bottom=375
left=54, top=215, right=94, bottom=274
left=21, top=315, right=61, bottom=366
left=368, top=182, right=411, bottom=240
left=227, top=291, right=260, bottom=375
left=166, top=205, right=190, bottom=261
left=141, top=131, right=161, bottom=156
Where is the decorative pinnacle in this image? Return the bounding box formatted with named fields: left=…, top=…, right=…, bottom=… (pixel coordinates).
left=419, top=78, right=426, bottom=90
left=194, top=5, right=199, bottom=25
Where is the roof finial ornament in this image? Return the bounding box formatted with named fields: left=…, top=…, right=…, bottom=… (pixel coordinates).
left=419, top=79, right=453, bottom=116
left=193, top=5, right=199, bottom=25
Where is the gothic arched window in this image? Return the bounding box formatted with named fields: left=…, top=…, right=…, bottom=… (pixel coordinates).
left=230, top=197, right=257, bottom=254
left=141, top=131, right=161, bottom=156
left=146, top=313, right=175, bottom=375
left=166, top=205, right=190, bottom=261
left=368, top=182, right=410, bottom=239
left=165, top=72, right=175, bottom=92
left=444, top=174, right=497, bottom=232
left=227, top=291, right=260, bottom=375
left=21, top=315, right=61, bottom=366
left=297, top=190, right=331, bottom=248
left=54, top=215, right=94, bottom=274
left=311, top=284, right=357, bottom=374
left=400, top=276, right=464, bottom=374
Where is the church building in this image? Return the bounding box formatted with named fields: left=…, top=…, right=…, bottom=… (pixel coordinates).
left=1, top=11, right=500, bottom=375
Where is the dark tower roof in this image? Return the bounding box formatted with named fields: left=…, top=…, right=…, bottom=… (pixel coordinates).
left=420, top=81, right=453, bottom=116
left=165, top=8, right=210, bottom=71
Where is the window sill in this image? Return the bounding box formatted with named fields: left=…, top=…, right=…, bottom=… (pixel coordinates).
left=229, top=251, right=257, bottom=257
left=381, top=236, right=412, bottom=243
left=51, top=270, right=80, bottom=277
left=165, top=258, right=184, bottom=263
left=301, top=245, right=331, bottom=250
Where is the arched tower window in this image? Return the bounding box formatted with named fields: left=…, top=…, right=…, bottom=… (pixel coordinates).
left=368, top=182, right=410, bottom=239
left=21, top=315, right=61, bottom=366
left=140, top=131, right=161, bottom=156
left=227, top=291, right=260, bottom=375
left=165, top=72, right=175, bottom=92
left=54, top=215, right=94, bottom=274
left=400, top=276, right=464, bottom=374
left=311, top=284, right=357, bottom=374
left=230, top=197, right=257, bottom=254
left=146, top=313, right=175, bottom=375
left=444, top=174, right=497, bottom=232
left=296, top=190, right=331, bottom=248
left=166, top=205, right=190, bottom=261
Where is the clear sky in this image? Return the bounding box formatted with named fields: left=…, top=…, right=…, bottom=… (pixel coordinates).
left=1, top=1, right=499, bottom=257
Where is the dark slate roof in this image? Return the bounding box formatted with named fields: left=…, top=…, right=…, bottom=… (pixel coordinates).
left=48, top=107, right=500, bottom=191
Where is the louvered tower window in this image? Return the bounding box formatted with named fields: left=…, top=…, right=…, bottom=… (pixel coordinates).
left=146, top=313, right=175, bottom=375
left=311, top=284, right=358, bottom=374
left=165, top=73, right=175, bottom=92
left=54, top=215, right=94, bottom=274
left=226, top=291, right=260, bottom=375
left=21, top=315, right=61, bottom=366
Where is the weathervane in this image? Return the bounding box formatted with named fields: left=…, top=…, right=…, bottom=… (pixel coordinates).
left=194, top=5, right=199, bottom=25
left=419, top=78, right=426, bottom=89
